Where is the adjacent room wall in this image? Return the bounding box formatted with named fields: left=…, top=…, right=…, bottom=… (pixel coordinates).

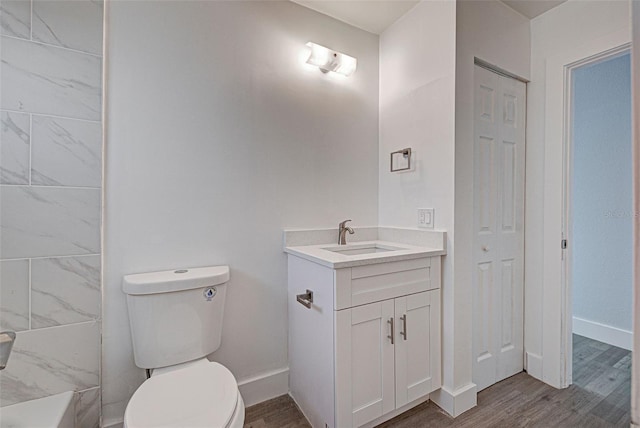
left=0, top=0, right=103, bottom=426
left=103, top=1, right=379, bottom=425
left=631, top=2, right=639, bottom=426
left=526, top=0, right=630, bottom=382
left=571, top=53, right=632, bottom=350
left=452, top=0, right=530, bottom=410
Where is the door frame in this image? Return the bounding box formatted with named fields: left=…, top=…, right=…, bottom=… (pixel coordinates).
left=542, top=28, right=631, bottom=389
left=562, top=44, right=631, bottom=386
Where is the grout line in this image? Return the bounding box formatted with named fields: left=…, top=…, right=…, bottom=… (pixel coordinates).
left=0, top=108, right=101, bottom=125
left=28, top=258, right=32, bottom=330
left=1, top=33, right=103, bottom=58
left=28, top=113, right=32, bottom=186
left=20, top=319, right=99, bottom=334
left=1, top=254, right=101, bottom=263
left=0, top=184, right=101, bottom=190
left=76, top=386, right=100, bottom=395
left=29, top=0, right=33, bottom=41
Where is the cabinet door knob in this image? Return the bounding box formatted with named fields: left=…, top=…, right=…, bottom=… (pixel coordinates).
left=387, top=317, right=395, bottom=345
left=482, top=245, right=490, bottom=252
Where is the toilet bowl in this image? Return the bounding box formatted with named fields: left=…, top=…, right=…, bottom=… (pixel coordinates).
left=122, top=266, right=244, bottom=428
left=124, top=359, right=244, bottom=428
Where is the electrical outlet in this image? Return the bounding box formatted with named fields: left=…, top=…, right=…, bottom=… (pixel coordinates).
left=417, top=208, right=434, bottom=229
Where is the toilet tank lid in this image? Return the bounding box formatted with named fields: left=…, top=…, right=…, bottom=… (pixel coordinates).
left=123, top=266, right=230, bottom=295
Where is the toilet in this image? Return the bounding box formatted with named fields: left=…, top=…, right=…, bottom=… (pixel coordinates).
left=122, top=266, right=244, bottom=428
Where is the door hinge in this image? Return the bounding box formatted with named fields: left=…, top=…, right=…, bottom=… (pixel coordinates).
left=561, top=239, right=567, bottom=249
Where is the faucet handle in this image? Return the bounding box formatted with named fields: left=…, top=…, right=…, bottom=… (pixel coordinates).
left=339, top=219, right=352, bottom=228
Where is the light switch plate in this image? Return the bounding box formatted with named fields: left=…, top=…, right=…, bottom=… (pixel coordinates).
left=417, top=208, right=434, bottom=229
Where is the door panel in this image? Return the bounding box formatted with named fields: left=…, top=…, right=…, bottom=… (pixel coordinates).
left=473, top=261, right=495, bottom=390
left=478, top=136, right=497, bottom=233
left=473, top=65, right=526, bottom=391
left=501, top=141, right=516, bottom=231
left=501, top=259, right=515, bottom=350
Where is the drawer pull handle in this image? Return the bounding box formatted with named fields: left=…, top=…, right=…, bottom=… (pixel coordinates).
left=387, top=317, right=395, bottom=345
left=296, top=290, right=313, bottom=309
left=400, top=314, right=407, bottom=340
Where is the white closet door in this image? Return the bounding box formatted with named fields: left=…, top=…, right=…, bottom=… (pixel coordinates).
left=472, top=65, right=526, bottom=392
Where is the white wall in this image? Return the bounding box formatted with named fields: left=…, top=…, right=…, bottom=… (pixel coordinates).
left=378, top=1, right=458, bottom=409
left=572, top=53, right=633, bottom=346
left=526, top=0, right=630, bottom=382
left=103, top=1, right=379, bottom=425
left=453, top=0, right=530, bottom=405
left=379, top=1, right=456, bottom=233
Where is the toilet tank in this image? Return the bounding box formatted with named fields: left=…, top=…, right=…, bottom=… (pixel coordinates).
left=122, top=266, right=230, bottom=369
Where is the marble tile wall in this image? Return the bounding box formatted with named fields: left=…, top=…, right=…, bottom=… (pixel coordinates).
left=0, top=1, right=103, bottom=426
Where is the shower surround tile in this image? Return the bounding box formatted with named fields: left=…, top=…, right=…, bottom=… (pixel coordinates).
left=0, top=0, right=30, bottom=39
left=31, top=116, right=102, bottom=187
left=0, top=321, right=100, bottom=406
left=0, top=0, right=103, bottom=421
left=0, top=110, right=30, bottom=184
left=0, top=259, right=29, bottom=332
left=32, top=0, right=103, bottom=56
left=31, top=255, right=101, bottom=328
left=0, top=186, right=101, bottom=259
left=0, top=35, right=102, bottom=121
left=76, top=387, right=100, bottom=428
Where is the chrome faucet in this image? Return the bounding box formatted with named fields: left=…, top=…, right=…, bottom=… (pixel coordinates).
left=338, top=219, right=355, bottom=245
left=0, top=331, right=16, bottom=370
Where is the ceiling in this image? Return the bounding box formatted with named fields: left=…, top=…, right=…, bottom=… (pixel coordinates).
left=291, top=0, right=568, bottom=35
left=501, top=0, right=567, bottom=19
left=291, top=0, right=420, bottom=34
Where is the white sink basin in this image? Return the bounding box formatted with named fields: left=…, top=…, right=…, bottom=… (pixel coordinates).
left=323, top=244, right=403, bottom=256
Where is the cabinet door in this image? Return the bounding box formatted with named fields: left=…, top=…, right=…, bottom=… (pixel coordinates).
left=335, top=299, right=395, bottom=428
left=394, top=290, right=441, bottom=408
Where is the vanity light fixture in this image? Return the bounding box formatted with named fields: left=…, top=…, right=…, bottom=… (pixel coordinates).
left=305, top=42, right=357, bottom=77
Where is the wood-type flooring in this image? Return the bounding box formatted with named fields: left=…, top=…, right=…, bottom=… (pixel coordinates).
left=243, top=335, right=631, bottom=428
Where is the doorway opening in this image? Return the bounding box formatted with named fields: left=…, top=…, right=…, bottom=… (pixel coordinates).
left=565, top=49, right=632, bottom=422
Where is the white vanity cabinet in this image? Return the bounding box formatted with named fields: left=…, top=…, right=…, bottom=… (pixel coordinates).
left=287, top=254, right=441, bottom=428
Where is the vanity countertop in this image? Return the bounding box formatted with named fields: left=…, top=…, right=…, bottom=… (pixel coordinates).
left=284, top=240, right=445, bottom=269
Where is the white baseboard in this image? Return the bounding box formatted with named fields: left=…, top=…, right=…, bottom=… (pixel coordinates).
left=237, top=367, right=289, bottom=407
left=526, top=352, right=543, bottom=380
left=430, top=383, right=477, bottom=417
left=102, top=400, right=126, bottom=428
left=573, top=317, right=632, bottom=351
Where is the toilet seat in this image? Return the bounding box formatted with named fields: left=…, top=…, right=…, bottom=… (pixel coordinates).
left=124, top=361, right=241, bottom=428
